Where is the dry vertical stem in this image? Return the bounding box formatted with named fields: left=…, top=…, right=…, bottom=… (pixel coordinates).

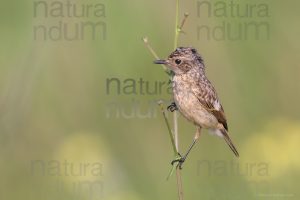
left=142, top=4, right=189, bottom=200
left=179, top=13, right=189, bottom=33
left=173, top=6, right=188, bottom=200
left=142, top=38, right=183, bottom=199
left=158, top=101, right=178, bottom=155
left=176, top=168, right=184, bottom=199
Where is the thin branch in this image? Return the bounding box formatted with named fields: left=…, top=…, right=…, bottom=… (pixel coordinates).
left=174, top=0, right=180, bottom=50
left=158, top=101, right=178, bottom=155
left=142, top=37, right=160, bottom=60
left=176, top=168, right=184, bottom=200
left=141, top=37, right=179, bottom=180
left=173, top=1, right=184, bottom=200
left=173, top=0, right=180, bottom=155
left=142, top=37, right=171, bottom=76
left=173, top=112, right=179, bottom=151
left=142, top=1, right=189, bottom=199
left=179, top=13, right=189, bottom=32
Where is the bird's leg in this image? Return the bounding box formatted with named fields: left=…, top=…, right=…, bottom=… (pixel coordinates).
left=171, top=127, right=201, bottom=169
left=167, top=102, right=178, bottom=112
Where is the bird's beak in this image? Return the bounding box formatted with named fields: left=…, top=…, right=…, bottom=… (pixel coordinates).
left=154, top=59, right=167, bottom=65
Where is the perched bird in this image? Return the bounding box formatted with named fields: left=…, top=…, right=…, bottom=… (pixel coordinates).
left=154, top=47, right=239, bottom=169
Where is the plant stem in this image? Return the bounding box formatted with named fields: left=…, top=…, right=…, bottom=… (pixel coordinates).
left=158, top=101, right=178, bottom=155
left=142, top=37, right=171, bottom=76
left=142, top=1, right=189, bottom=199
left=142, top=38, right=179, bottom=181
left=173, top=1, right=184, bottom=200
left=174, top=0, right=180, bottom=50
left=179, top=13, right=189, bottom=32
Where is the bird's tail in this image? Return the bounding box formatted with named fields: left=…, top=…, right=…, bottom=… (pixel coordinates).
left=220, top=128, right=239, bottom=157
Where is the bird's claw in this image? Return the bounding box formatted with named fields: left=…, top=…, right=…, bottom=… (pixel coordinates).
left=167, top=102, right=178, bottom=112
left=171, top=153, right=185, bottom=170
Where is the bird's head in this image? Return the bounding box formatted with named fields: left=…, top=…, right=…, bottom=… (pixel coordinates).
left=154, top=47, right=204, bottom=75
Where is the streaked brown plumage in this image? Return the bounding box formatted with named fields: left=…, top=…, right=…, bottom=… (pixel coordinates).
left=154, top=47, right=239, bottom=169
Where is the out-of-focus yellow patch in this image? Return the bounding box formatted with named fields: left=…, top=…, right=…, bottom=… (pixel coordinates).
left=48, top=132, right=138, bottom=200
left=106, top=191, right=142, bottom=200
left=241, top=118, right=300, bottom=181
left=53, top=131, right=111, bottom=183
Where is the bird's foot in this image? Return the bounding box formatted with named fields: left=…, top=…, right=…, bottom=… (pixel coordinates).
left=171, top=153, right=185, bottom=170
left=167, top=102, right=178, bottom=112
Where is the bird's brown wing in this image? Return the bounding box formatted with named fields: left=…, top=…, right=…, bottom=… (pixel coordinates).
left=191, top=80, right=228, bottom=131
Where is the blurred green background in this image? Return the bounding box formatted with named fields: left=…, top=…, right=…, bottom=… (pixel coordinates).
left=1, top=0, right=300, bottom=199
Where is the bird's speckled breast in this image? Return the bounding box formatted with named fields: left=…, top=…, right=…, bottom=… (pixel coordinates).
left=172, top=75, right=218, bottom=128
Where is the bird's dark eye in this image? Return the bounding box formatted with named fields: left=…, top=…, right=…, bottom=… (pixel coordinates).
left=175, top=59, right=181, bottom=65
